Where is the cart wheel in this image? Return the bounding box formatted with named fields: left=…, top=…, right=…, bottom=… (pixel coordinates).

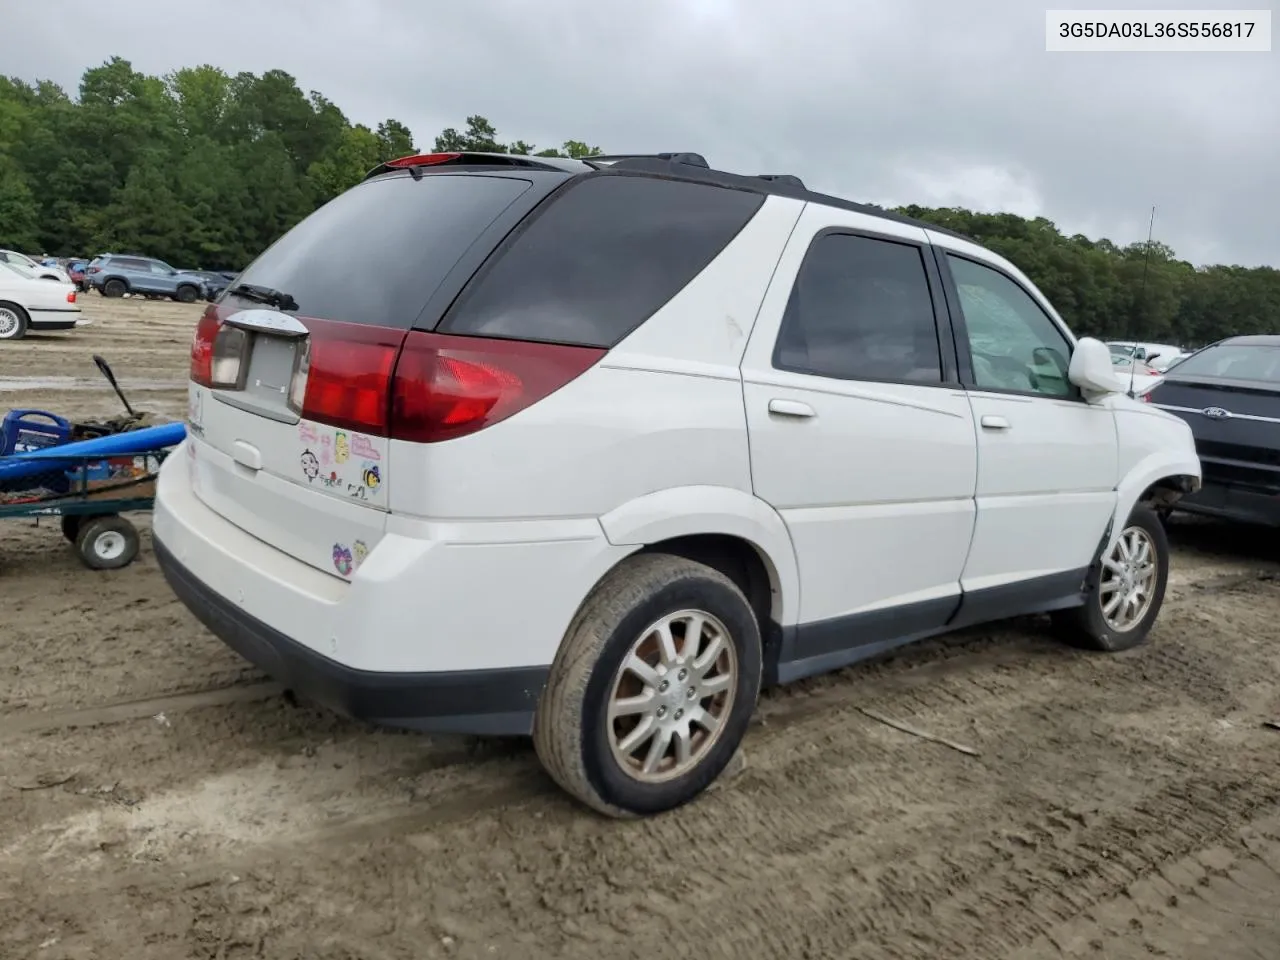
left=75, top=515, right=140, bottom=570
left=60, top=515, right=81, bottom=543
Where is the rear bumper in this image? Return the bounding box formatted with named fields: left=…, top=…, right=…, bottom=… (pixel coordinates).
left=29, top=307, right=81, bottom=331
left=155, top=538, right=549, bottom=736
left=1176, top=479, right=1280, bottom=528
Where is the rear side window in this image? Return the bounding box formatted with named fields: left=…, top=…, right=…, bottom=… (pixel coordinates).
left=440, top=174, right=765, bottom=347
left=233, top=174, right=534, bottom=328
left=774, top=233, right=943, bottom=384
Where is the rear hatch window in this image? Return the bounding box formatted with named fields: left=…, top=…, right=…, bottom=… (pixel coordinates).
left=188, top=172, right=543, bottom=578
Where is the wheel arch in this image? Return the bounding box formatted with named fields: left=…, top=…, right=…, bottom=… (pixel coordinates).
left=596, top=486, right=800, bottom=668
left=1110, top=450, right=1202, bottom=550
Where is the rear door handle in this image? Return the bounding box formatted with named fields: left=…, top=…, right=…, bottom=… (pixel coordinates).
left=980, top=415, right=1010, bottom=431
left=768, top=399, right=816, bottom=419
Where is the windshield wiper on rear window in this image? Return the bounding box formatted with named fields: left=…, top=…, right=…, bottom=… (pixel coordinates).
left=229, top=282, right=298, bottom=312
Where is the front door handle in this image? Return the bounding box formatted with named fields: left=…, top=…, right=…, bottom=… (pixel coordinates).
left=768, top=399, right=816, bottom=419
left=980, top=415, right=1010, bottom=431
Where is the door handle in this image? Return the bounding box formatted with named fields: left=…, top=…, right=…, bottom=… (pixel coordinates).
left=768, top=399, right=816, bottom=419
left=980, top=415, right=1010, bottom=431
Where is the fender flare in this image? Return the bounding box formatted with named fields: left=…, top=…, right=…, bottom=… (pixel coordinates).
left=598, top=485, right=801, bottom=627
left=1109, top=448, right=1202, bottom=548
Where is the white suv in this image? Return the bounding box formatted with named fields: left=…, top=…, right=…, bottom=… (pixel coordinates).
left=153, top=151, right=1202, bottom=818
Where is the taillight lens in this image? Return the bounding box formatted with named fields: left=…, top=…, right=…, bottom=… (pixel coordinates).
left=190, top=308, right=246, bottom=389
left=390, top=332, right=605, bottom=443
left=297, top=321, right=404, bottom=434
left=87, top=266, right=101, bottom=274
left=66, top=290, right=76, bottom=303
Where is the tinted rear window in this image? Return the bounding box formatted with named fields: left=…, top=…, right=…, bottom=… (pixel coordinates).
left=440, top=173, right=766, bottom=347
left=232, top=174, right=534, bottom=327
left=1171, top=343, right=1280, bottom=383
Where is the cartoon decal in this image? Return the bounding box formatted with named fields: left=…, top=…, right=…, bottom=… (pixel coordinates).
left=353, top=540, right=369, bottom=566
left=319, top=434, right=332, bottom=466
left=300, top=449, right=320, bottom=481
left=332, top=543, right=354, bottom=577
left=334, top=431, right=350, bottom=464
left=350, top=434, right=380, bottom=461
left=361, top=462, right=380, bottom=491
left=298, top=422, right=319, bottom=445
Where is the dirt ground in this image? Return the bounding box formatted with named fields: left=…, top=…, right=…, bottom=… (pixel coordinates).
left=1, top=297, right=1279, bottom=960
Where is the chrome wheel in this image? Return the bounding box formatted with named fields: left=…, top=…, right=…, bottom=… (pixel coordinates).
left=1100, top=525, right=1158, bottom=632
left=0, top=307, right=21, bottom=339
left=607, top=609, right=738, bottom=783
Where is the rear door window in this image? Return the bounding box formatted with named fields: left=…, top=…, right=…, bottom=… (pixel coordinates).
left=773, top=233, right=944, bottom=384
left=231, top=173, right=535, bottom=328
left=440, top=173, right=765, bottom=347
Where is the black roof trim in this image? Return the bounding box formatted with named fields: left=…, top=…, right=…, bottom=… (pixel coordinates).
left=584, top=153, right=711, bottom=169
left=587, top=157, right=973, bottom=242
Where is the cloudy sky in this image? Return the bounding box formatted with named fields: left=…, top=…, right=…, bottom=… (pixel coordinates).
left=3, top=0, right=1276, bottom=267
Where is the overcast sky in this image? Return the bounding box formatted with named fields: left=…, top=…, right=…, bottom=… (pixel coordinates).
left=2, top=0, right=1276, bottom=267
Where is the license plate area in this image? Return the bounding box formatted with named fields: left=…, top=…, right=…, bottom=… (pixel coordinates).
left=212, top=333, right=303, bottom=423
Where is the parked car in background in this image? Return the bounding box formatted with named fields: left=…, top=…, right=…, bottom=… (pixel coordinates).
left=0, top=260, right=82, bottom=340
left=0, top=249, right=70, bottom=283
left=1108, top=340, right=1183, bottom=370
left=182, top=270, right=235, bottom=301
left=1148, top=336, right=1280, bottom=527
left=85, top=254, right=209, bottom=302
left=65, top=259, right=88, bottom=289
left=1110, top=354, right=1163, bottom=395
left=153, top=150, right=1201, bottom=818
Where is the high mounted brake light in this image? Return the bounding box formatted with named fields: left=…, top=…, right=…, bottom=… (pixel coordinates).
left=384, top=152, right=461, bottom=169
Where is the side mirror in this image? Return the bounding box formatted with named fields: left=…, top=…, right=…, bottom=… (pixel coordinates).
left=1147, top=352, right=1162, bottom=364
left=1068, top=337, right=1126, bottom=396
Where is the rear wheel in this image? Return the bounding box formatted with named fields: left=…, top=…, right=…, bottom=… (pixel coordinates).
left=75, top=515, right=140, bottom=570
left=0, top=302, right=29, bottom=341
left=1053, top=505, right=1168, bottom=652
left=102, top=278, right=127, bottom=298
left=533, top=554, right=761, bottom=818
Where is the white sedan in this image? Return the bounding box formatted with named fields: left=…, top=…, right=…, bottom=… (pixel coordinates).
left=1111, top=354, right=1164, bottom=395
left=0, top=249, right=71, bottom=283
left=0, top=261, right=84, bottom=340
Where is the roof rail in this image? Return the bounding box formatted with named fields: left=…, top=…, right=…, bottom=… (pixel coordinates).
left=583, top=153, right=710, bottom=169
left=755, top=174, right=806, bottom=189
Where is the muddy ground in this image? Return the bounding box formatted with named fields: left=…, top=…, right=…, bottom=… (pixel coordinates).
left=1, top=297, right=1278, bottom=960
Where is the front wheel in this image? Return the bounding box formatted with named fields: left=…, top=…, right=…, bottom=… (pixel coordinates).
left=1053, top=505, right=1169, bottom=652
left=533, top=554, right=761, bottom=818
left=174, top=285, right=198, bottom=303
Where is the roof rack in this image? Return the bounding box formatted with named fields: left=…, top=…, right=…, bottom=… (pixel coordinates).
left=755, top=174, right=806, bottom=189
left=583, top=153, right=710, bottom=169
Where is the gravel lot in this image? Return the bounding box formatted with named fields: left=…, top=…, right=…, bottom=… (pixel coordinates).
left=1, top=297, right=1278, bottom=960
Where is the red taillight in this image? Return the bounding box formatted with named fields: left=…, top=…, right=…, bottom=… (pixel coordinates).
left=190, top=309, right=221, bottom=386
left=297, top=322, right=404, bottom=434
left=87, top=266, right=101, bottom=274
left=385, top=152, right=461, bottom=169
left=389, top=332, right=605, bottom=443
left=66, top=290, right=76, bottom=303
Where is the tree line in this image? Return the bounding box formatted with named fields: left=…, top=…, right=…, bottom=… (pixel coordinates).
left=1, top=57, right=1275, bottom=347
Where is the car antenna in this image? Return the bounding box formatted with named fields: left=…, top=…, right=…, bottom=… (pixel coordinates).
left=1128, top=205, right=1157, bottom=399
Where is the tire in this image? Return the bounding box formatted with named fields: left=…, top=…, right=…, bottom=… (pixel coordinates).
left=533, top=553, right=762, bottom=818
left=60, top=515, right=82, bottom=543
left=102, top=278, right=127, bottom=298
left=75, top=515, right=140, bottom=570
left=1052, top=505, right=1169, bottom=652
left=0, top=301, right=29, bottom=341
left=174, top=285, right=198, bottom=303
